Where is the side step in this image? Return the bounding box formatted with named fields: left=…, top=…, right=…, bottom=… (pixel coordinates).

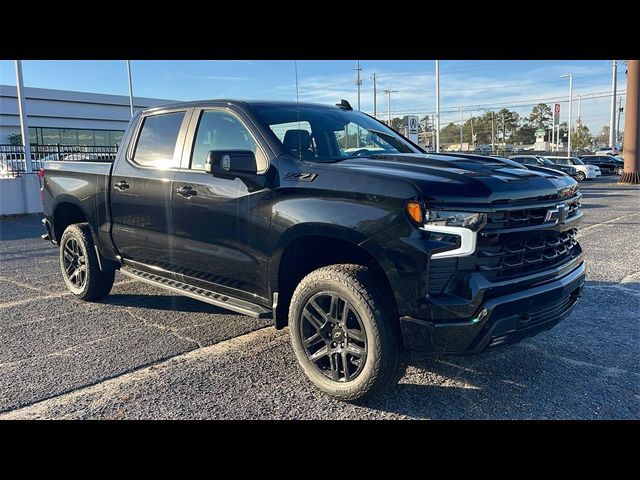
left=119, top=266, right=272, bottom=319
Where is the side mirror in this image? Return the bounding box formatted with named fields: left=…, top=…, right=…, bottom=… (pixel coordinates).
left=205, top=150, right=257, bottom=176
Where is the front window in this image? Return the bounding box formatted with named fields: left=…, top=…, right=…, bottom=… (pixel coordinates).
left=569, top=157, right=584, bottom=165
left=539, top=157, right=557, bottom=167
left=251, top=105, right=419, bottom=162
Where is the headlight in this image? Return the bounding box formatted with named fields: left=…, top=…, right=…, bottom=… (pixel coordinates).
left=425, top=210, right=487, bottom=230
left=405, top=201, right=487, bottom=231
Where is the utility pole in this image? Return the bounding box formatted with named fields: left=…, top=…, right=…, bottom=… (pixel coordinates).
left=609, top=60, right=618, bottom=148
left=617, top=96, right=623, bottom=144
left=372, top=73, right=377, bottom=118
left=14, top=60, right=32, bottom=173
left=491, top=111, right=495, bottom=153
left=551, top=111, right=555, bottom=152
left=355, top=60, right=362, bottom=111
left=577, top=94, right=582, bottom=123
left=619, top=60, right=639, bottom=184
left=459, top=106, right=463, bottom=150
left=561, top=74, right=573, bottom=156
left=381, top=90, right=397, bottom=127
left=126, top=60, right=134, bottom=118
left=470, top=116, right=475, bottom=148
left=435, top=60, right=440, bottom=153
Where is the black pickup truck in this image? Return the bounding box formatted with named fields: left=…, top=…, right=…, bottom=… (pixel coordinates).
left=42, top=99, right=585, bottom=401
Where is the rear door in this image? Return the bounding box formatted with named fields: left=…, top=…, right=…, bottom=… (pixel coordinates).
left=110, top=108, right=192, bottom=271
left=170, top=106, right=274, bottom=303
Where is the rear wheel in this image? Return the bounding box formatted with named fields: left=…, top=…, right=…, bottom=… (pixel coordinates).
left=59, top=223, right=115, bottom=301
left=575, top=171, right=586, bottom=182
left=289, top=264, right=408, bottom=402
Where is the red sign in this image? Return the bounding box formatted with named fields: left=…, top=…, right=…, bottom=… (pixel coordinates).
left=554, top=104, right=560, bottom=113
left=554, top=103, right=560, bottom=122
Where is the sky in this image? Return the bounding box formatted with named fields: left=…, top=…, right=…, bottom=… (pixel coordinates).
left=0, top=60, right=627, bottom=134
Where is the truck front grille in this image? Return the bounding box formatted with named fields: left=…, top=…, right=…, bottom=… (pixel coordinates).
left=485, top=202, right=580, bottom=231
left=477, top=228, right=580, bottom=279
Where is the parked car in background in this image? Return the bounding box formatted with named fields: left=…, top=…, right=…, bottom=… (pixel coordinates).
left=509, top=155, right=579, bottom=179
left=545, top=156, right=601, bottom=182
left=595, top=146, right=619, bottom=156
left=579, top=155, right=624, bottom=175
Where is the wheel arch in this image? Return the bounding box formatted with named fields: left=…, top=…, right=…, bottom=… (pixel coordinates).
left=272, top=225, right=396, bottom=329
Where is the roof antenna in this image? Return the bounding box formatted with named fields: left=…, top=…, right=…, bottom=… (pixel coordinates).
left=336, top=99, right=353, bottom=110
left=294, top=60, right=301, bottom=160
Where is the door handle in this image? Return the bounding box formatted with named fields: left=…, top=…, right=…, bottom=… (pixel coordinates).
left=176, top=185, right=197, bottom=198
left=114, top=180, right=130, bottom=191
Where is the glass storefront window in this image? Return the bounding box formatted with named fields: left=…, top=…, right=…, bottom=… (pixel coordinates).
left=61, top=129, right=79, bottom=145
left=28, top=127, right=38, bottom=145
left=77, top=130, right=95, bottom=146
left=41, top=128, right=61, bottom=145
left=26, top=127, right=124, bottom=146
left=93, top=130, right=110, bottom=146
left=110, top=130, right=124, bottom=146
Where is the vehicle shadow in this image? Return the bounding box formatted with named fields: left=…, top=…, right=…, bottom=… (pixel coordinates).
left=360, top=280, right=639, bottom=419
left=101, top=293, right=242, bottom=315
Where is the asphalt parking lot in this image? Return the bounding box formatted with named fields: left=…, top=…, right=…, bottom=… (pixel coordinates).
left=0, top=176, right=638, bottom=419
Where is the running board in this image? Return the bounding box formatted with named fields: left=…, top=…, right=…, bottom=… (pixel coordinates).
left=119, top=266, right=272, bottom=319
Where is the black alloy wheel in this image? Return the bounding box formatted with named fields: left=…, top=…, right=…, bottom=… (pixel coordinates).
left=300, top=292, right=367, bottom=382
left=62, top=237, right=87, bottom=289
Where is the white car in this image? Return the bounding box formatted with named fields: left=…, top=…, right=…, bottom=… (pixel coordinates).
left=546, top=156, right=601, bottom=181
left=596, top=146, right=619, bottom=155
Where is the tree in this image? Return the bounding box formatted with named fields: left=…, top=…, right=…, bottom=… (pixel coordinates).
left=439, top=122, right=461, bottom=145
left=8, top=133, right=22, bottom=145
left=527, top=103, right=553, bottom=131
left=390, top=117, right=404, bottom=132
left=596, top=126, right=610, bottom=145
left=512, top=124, right=536, bottom=144
left=571, top=121, right=592, bottom=151
left=497, top=108, right=519, bottom=142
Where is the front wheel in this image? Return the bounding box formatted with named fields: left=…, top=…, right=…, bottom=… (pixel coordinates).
left=575, top=171, right=586, bottom=182
left=288, top=264, right=408, bottom=402
left=59, top=223, right=115, bottom=301
left=615, top=166, right=624, bottom=175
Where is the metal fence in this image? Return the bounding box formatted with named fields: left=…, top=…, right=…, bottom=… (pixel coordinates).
left=0, top=144, right=117, bottom=177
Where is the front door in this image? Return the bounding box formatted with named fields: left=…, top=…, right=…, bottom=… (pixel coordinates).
left=110, top=109, right=191, bottom=271
left=170, top=108, right=273, bottom=303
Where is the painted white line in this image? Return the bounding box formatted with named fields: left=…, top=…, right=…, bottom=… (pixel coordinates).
left=0, top=326, right=278, bottom=419
left=577, top=213, right=639, bottom=236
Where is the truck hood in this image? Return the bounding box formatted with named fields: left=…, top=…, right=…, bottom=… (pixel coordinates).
left=331, top=153, right=577, bottom=205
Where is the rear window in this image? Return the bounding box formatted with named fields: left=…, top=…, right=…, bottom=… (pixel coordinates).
left=133, top=112, right=185, bottom=168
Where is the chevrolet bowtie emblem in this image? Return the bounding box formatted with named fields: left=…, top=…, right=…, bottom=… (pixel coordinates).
left=545, top=203, right=567, bottom=224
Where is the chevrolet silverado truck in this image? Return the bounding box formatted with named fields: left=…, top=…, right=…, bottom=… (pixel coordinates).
left=41, top=99, right=585, bottom=401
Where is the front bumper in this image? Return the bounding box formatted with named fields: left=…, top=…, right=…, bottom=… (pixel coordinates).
left=400, top=260, right=585, bottom=354
left=587, top=169, right=601, bottom=179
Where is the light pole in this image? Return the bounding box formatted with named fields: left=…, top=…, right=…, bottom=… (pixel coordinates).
left=609, top=60, right=618, bottom=148
left=577, top=93, right=583, bottom=123
left=372, top=73, right=377, bottom=118
left=355, top=60, right=362, bottom=111
left=435, top=60, right=440, bottom=152
left=14, top=60, right=32, bottom=173
left=126, top=60, right=134, bottom=118
left=561, top=74, right=573, bottom=156
left=381, top=89, right=398, bottom=127
left=459, top=106, right=464, bottom=150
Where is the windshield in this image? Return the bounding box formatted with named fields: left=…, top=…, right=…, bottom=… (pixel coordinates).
left=538, top=157, right=556, bottom=166
left=251, top=105, right=420, bottom=162
left=570, top=157, right=585, bottom=165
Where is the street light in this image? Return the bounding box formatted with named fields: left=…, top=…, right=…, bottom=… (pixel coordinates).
left=561, top=74, right=573, bottom=157
left=380, top=89, right=398, bottom=127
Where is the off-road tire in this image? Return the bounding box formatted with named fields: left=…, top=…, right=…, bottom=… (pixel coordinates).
left=289, top=264, right=408, bottom=402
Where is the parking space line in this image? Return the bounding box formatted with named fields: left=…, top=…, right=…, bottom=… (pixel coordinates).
left=519, top=343, right=640, bottom=378
left=577, top=213, right=639, bottom=236
left=0, top=326, right=276, bottom=419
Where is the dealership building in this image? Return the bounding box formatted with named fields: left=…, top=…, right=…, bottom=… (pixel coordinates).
left=0, top=85, right=174, bottom=146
